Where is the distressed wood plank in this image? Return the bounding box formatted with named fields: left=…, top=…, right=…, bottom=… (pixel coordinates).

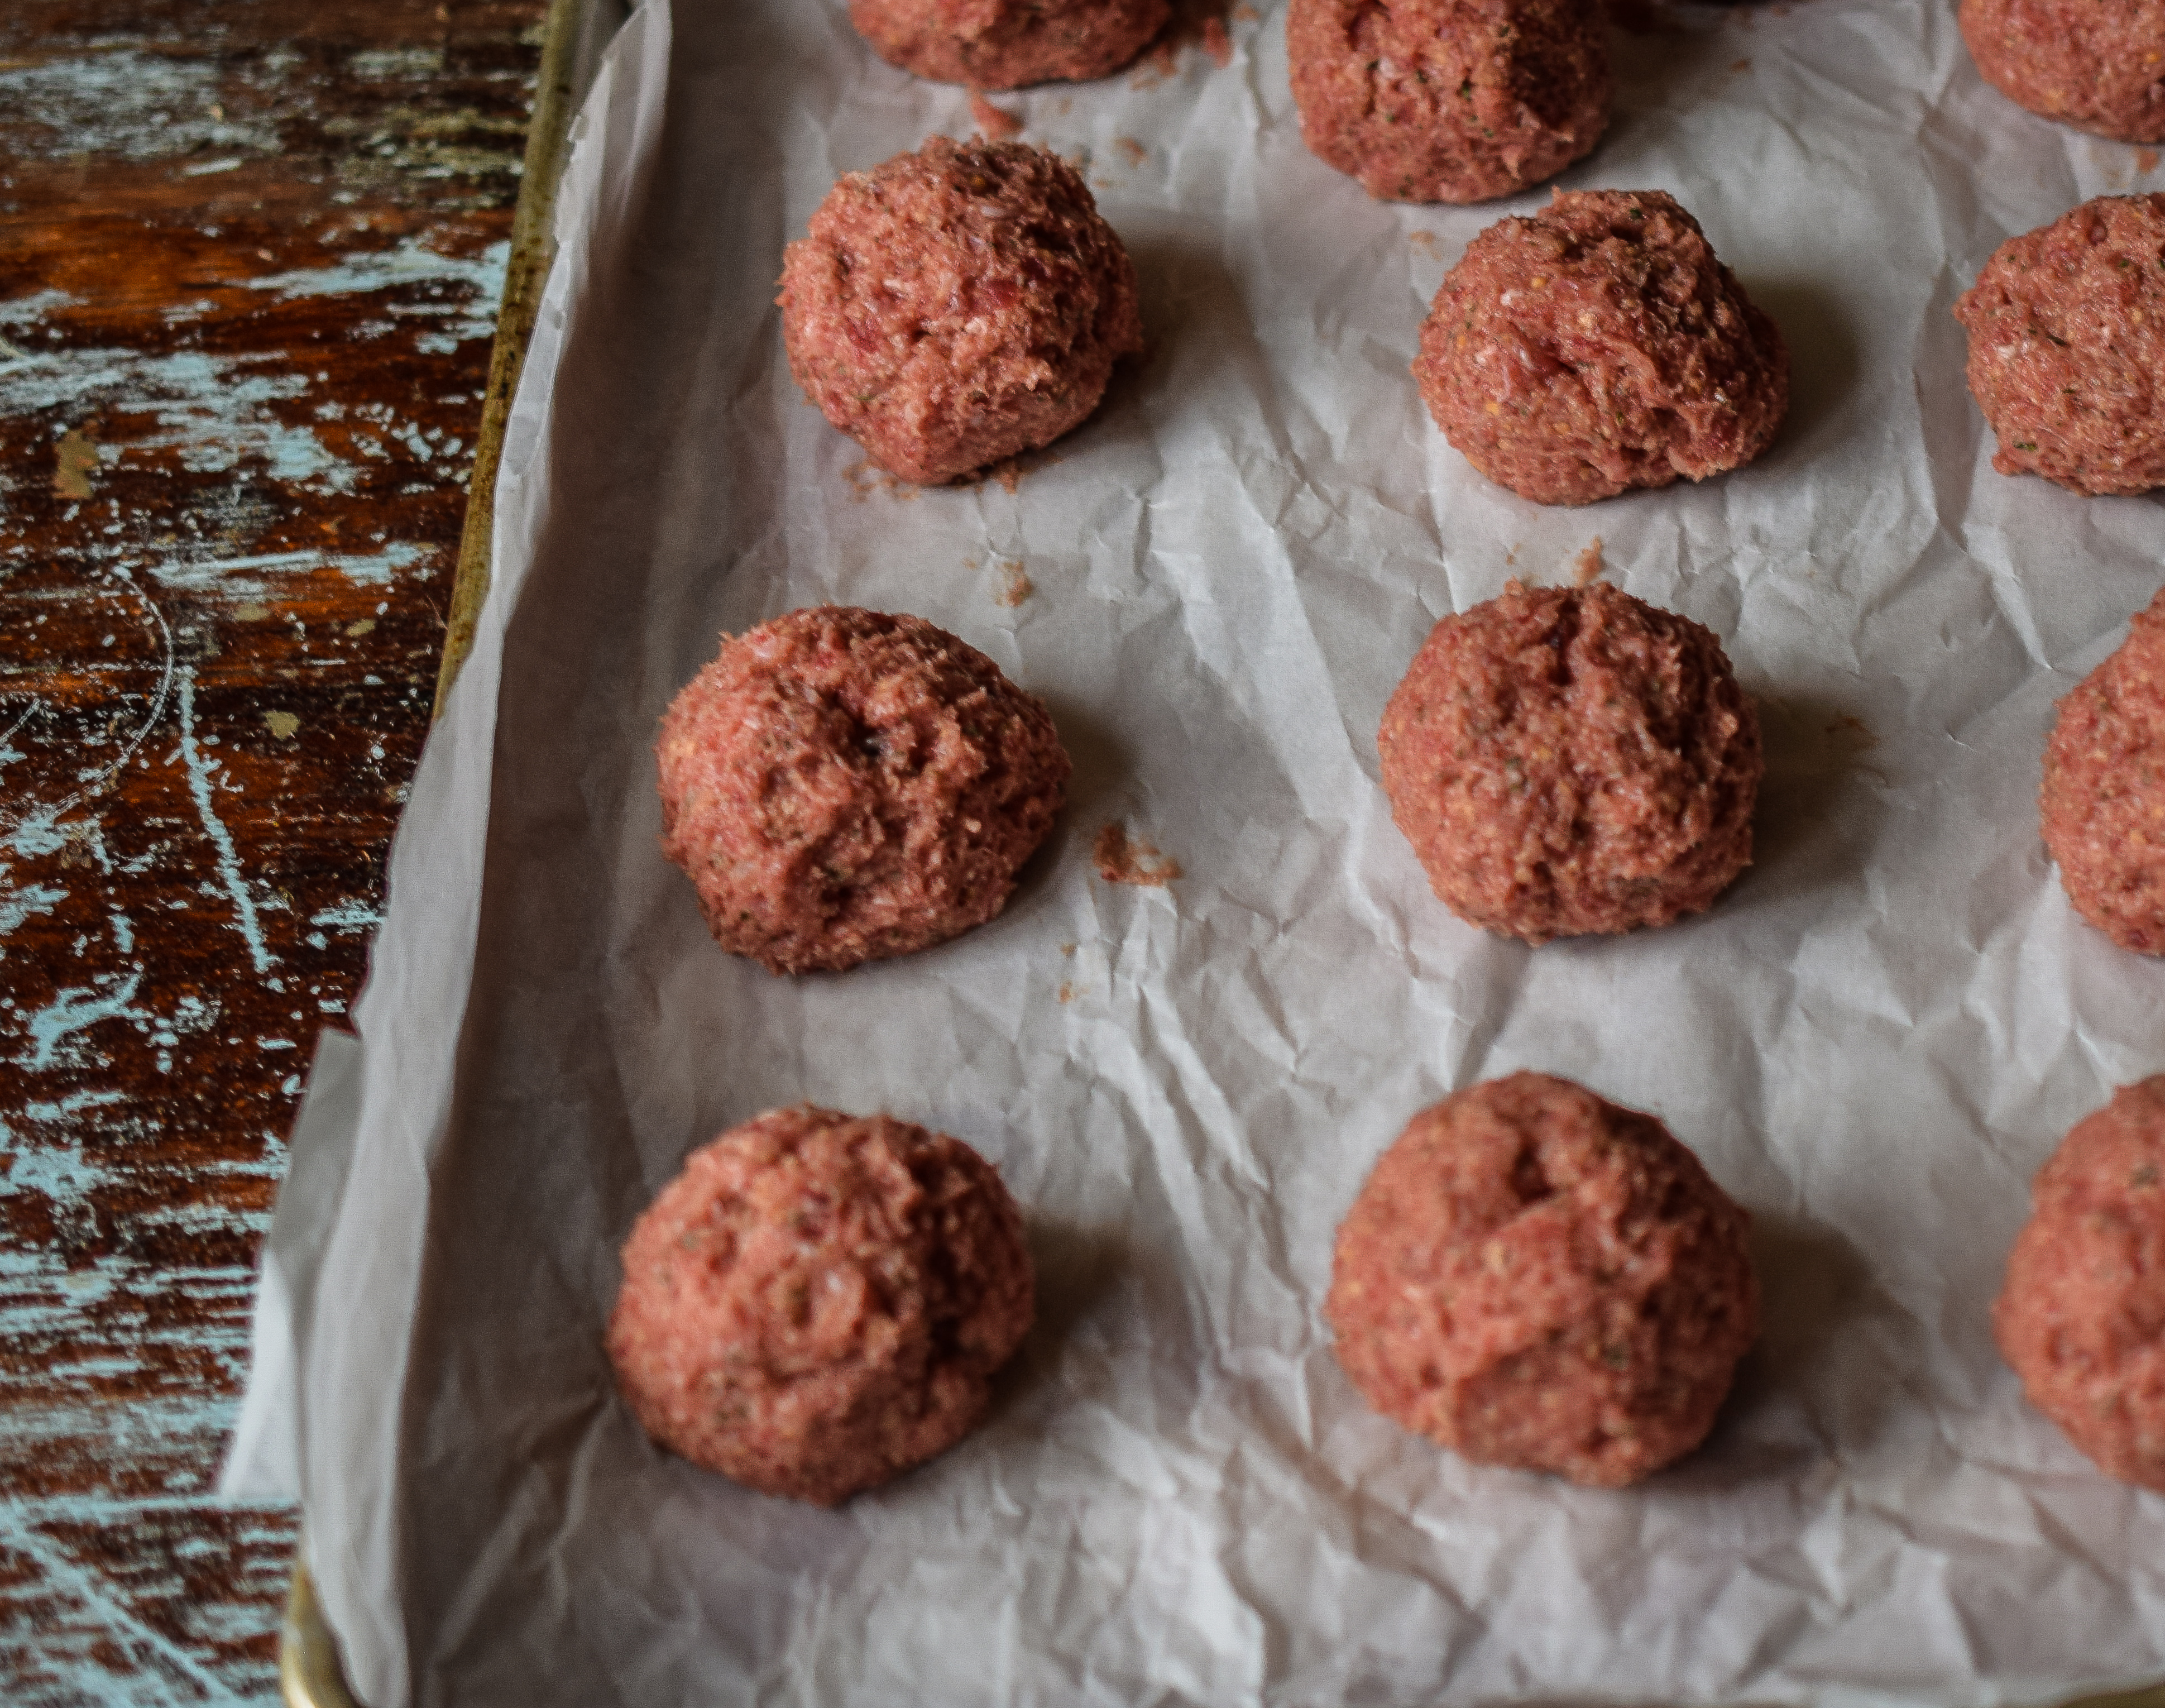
left=0, top=2, right=548, bottom=1700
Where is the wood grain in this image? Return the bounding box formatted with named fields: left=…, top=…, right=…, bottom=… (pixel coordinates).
left=0, top=3, right=545, bottom=1700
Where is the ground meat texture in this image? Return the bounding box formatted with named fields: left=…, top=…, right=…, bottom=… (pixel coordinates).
left=1995, top=1078, right=2165, bottom=1492
left=1960, top=0, right=2165, bottom=143
left=1327, top=1073, right=1758, bottom=1487
left=657, top=607, right=1070, bottom=974
left=1413, top=189, right=1789, bottom=505
left=778, top=137, right=1143, bottom=485
left=608, top=1107, right=1034, bottom=1506
left=1376, top=580, right=1760, bottom=944
left=1287, top=0, right=1608, bottom=204
left=1954, top=195, right=2165, bottom=496
left=850, top=0, right=1168, bottom=89
left=2041, top=586, right=2165, bottom=951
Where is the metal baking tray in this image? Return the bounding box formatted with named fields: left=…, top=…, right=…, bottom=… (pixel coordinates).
left=277, top=0, right=2165, bottom=1699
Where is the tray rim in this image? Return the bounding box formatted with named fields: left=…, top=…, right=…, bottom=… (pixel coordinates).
left=279, top=0, right=607, bottom=1700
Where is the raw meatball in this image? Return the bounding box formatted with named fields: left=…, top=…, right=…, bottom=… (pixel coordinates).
left=657, top=607, right=1070, bottom=974
left=609, top=1107, right=1034, bottom=1505
left=1994, top=1078, right=2165, bottom=1492
left=1413, top=189, right=1789, bottom=505
left=1953, top=194, right=2165, bottom=496
left=850, top=0, right=1168, bottom=89
left=778, top=137, right=1143, bottom=485
left=1376, top=580, right=1761, bottom=944
left=1327, top=1072, right=1759, bottom=1487
left=1287, top=0, right=1609, bottom=204
left=1960, top=0, right=2165, bottom=143
left=2041, top=586, right=2165, bottom=950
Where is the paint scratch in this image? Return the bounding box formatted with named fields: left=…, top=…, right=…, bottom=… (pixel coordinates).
left=0, top=50, right=276, bottom=162
left=176, top=669, right=274, bottom=974
left=26, top=973, right=145, bottom=1070
left=241, top=235, right=509, bottom=350
left=6, top=1521, right=237, bottom=1705
left=0, top=883, right=68, bottom=935
left=0, top=568, right=175, bottom=838
left=151, top=542, right=425, bottom=597
left=308, top=899, right=381, bottom=934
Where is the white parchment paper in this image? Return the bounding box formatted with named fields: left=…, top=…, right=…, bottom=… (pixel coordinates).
left=226, top=0, right=2165, bottom=1700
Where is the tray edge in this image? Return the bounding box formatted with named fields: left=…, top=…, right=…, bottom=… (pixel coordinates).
left=280, top=0, right=607, bottom=1700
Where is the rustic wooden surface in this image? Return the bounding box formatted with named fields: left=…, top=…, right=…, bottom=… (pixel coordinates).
left=0, top=3, right=546, bottom=1700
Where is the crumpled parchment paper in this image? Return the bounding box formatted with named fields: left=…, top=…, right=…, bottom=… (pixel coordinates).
left=224, top=0, right=2165, bottom=1700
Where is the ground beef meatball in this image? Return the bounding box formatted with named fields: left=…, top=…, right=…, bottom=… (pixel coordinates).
left=1327, top=1072, right=1758, bottom=1487
left=657, top=607, right=1070, bottom=974
left=1960, top=0, right=2165, bottom=144
left=1954, top=195, right=2165, bottom=496
left=850, top=0, right=1168, bottom=89
left=778, top=137, right=1143, bottom=485
left=2041, top=586, right=2165, bottom=950
left=609, top=1107, right=1035, bottom=1505
left=1287, top=0, right=1609, bottom=204
left=1994, top=1078, right=2165, bottom=1492
left=1376, top=580, right=1761, bottom=944
left=1413, top=189, right=1789, bottom=504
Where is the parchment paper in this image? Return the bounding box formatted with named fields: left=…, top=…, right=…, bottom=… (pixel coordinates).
left=224, top=0, right=2165, bottom=1700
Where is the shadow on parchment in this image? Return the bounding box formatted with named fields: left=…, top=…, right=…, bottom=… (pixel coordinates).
left=1732, top=689, right=1885, bottom=907
left=1661, top=1208, right=1903, bottom=1494
left=983, top=1217, right=1129, bottom=1426
left=1005, top=691, right=1137, bottom=911
left=1743, top=277, right=1864, bottom=466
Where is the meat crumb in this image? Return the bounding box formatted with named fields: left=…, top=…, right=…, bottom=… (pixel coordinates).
left=1113, top=135, right=1147, bottom=168
left=842, top=461, right=918, bottom=501
left=2143, top=149, right=2161, bottom=174
left=970, top=91, right=1024, bottom=139
left=1824, top=713, right=1879, bottom=752
left=1572, top=535, right=1605, bottom=586
left=1136, top=0, right=1233, bottom=83
left=1094, top=822, right=1182, bottom=886
left=995, top=560, right=1034, bottom=606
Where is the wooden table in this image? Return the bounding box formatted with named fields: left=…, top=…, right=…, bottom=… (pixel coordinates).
left=0, top=3, right=548, bottom=1697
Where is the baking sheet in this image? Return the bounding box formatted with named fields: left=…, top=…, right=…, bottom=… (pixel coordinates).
left=224, top=0, right=2165, bottom=1701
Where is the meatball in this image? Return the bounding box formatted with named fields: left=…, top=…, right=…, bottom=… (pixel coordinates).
left=609, top=1107, right=1035, bottom=1506
left=2041, top=586, right=2165, bottom=951
left=778, top=137, right=1143, bottom=485
left=1960, top=0, right=2165, bottom=144
left=1994, top=1078, right=2165, bottom=1492
left=1413, top=189, right=1789, bottom=505
left=850, top=0, right=1168, bottom=89
left=657, top=607, right=1070, bottom=975
left=1327, top=1072, right=1759, bottom=1487
left=1953, top=194, right=2165, bottom=497
left=1376, top=580, right=1761, bottom=944
left=1286, top=0, right=1610, bottom=204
